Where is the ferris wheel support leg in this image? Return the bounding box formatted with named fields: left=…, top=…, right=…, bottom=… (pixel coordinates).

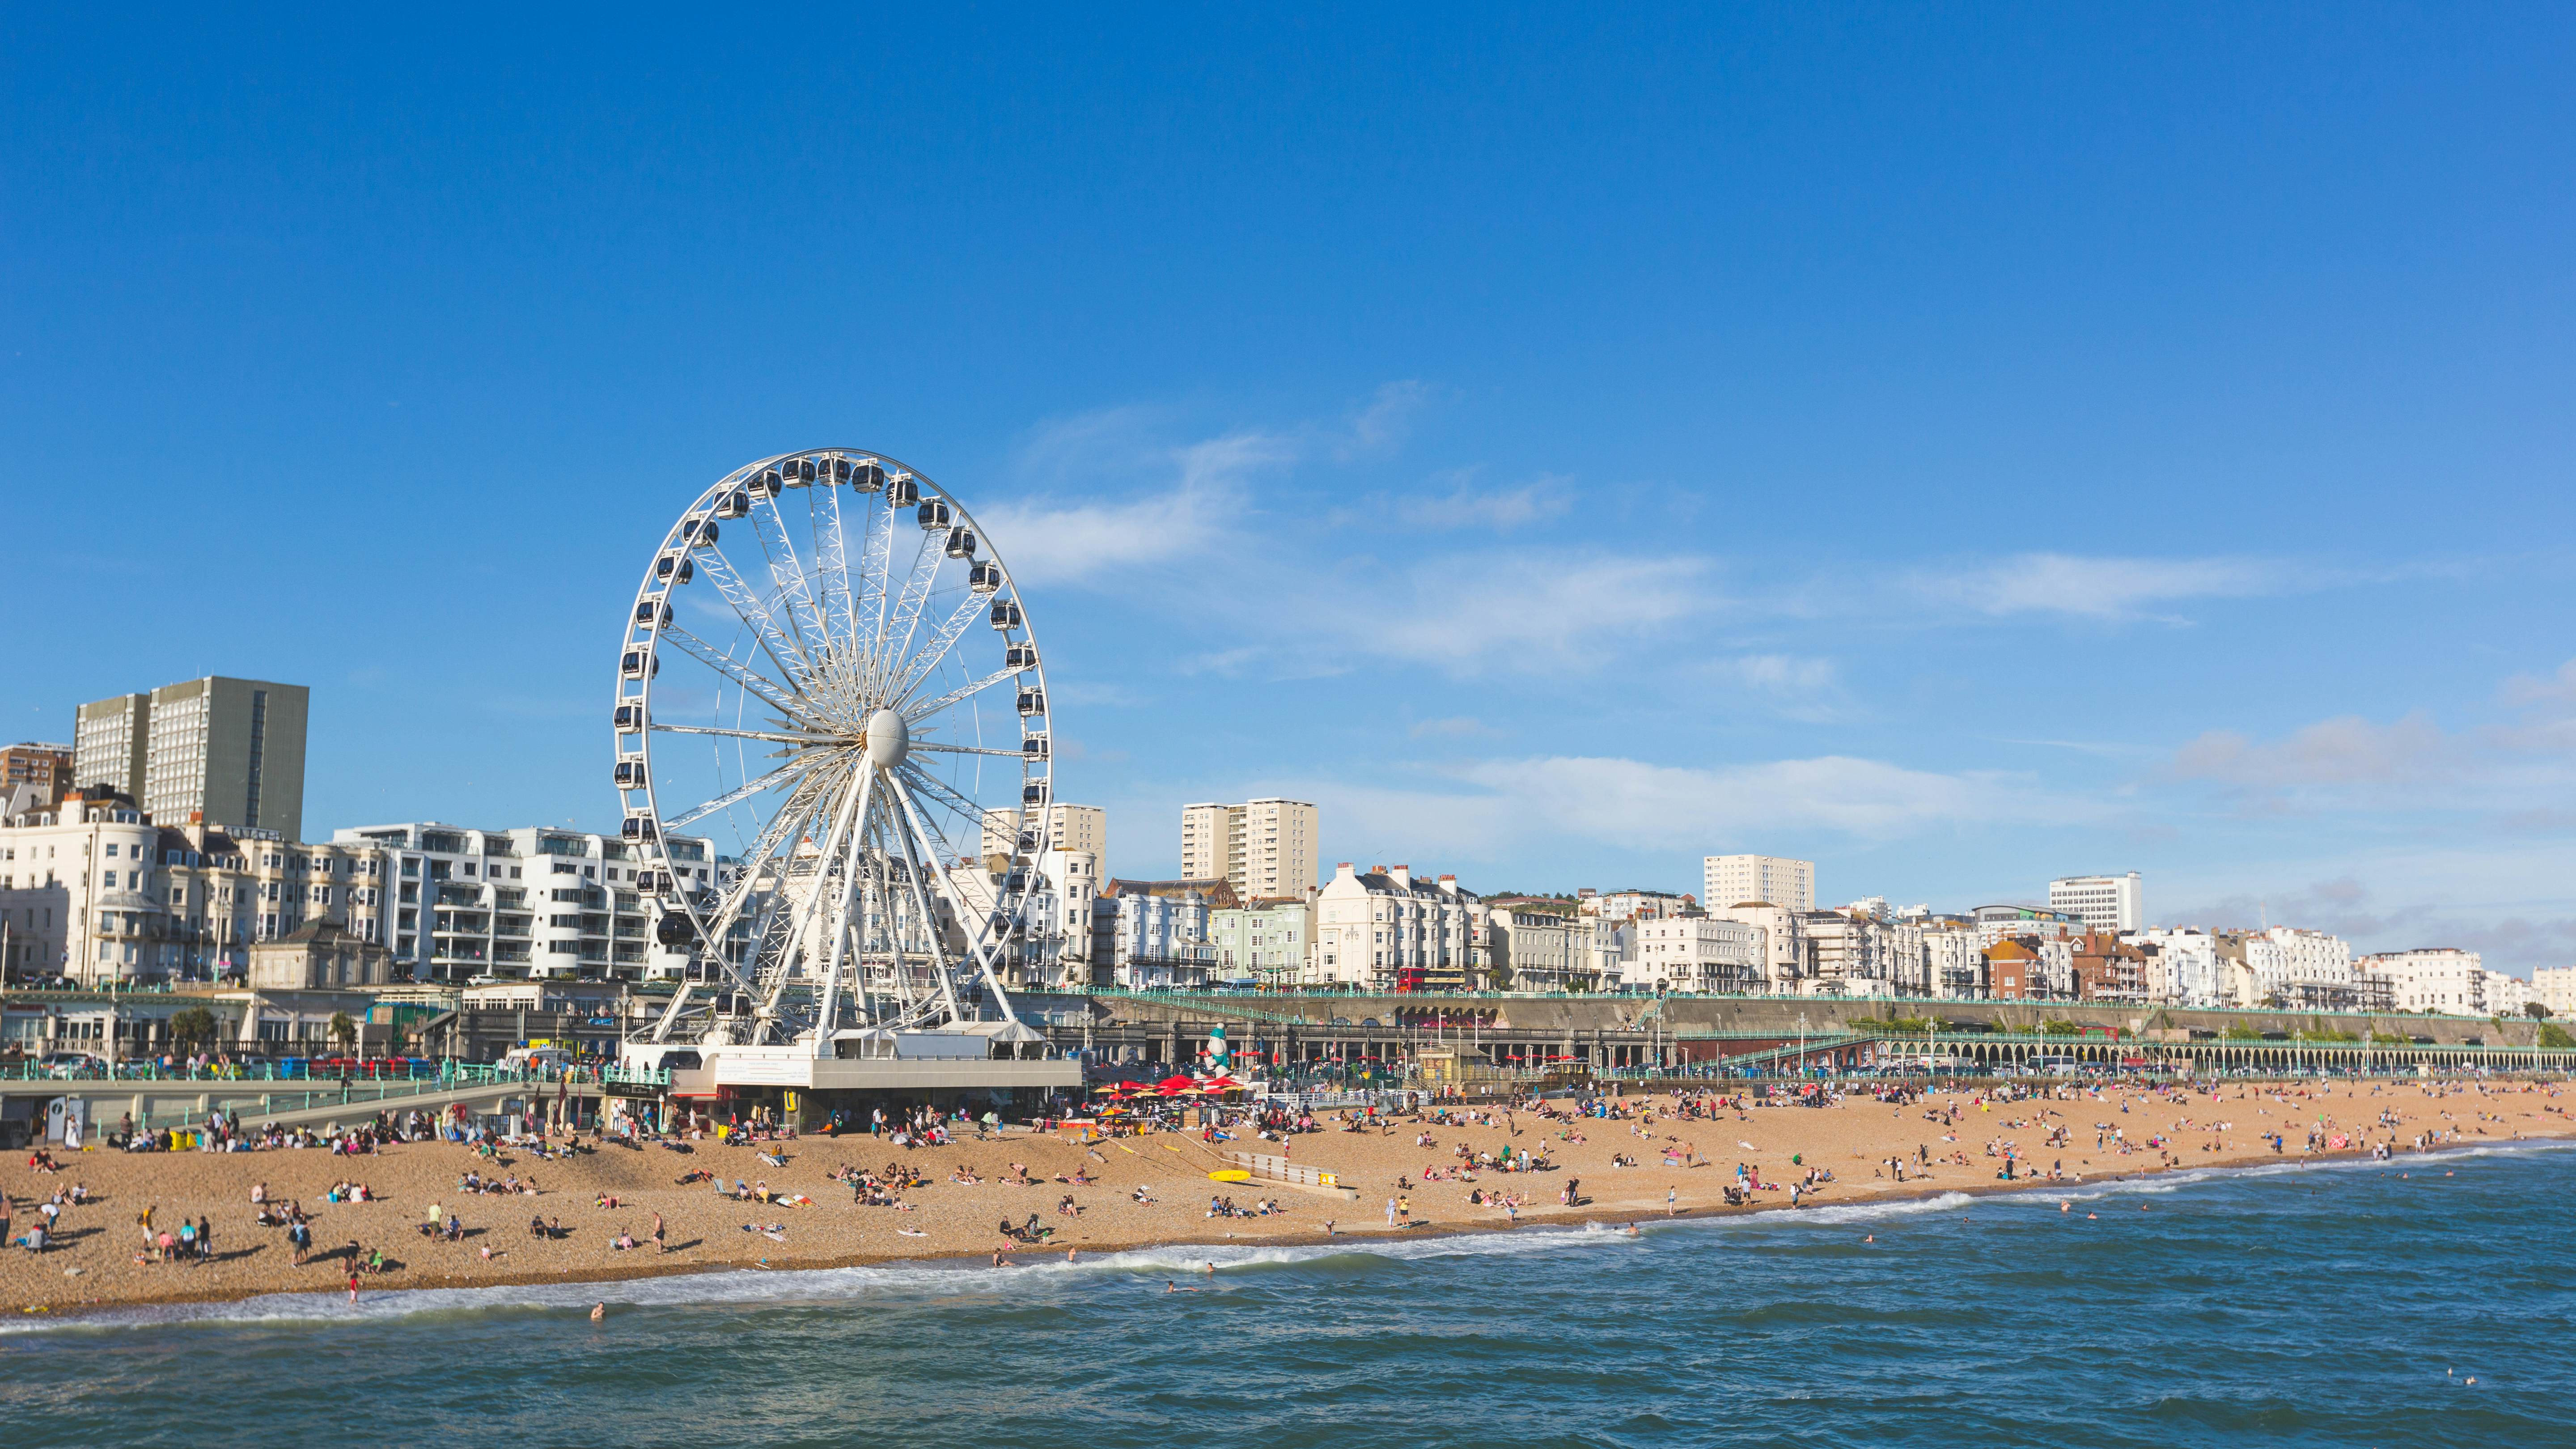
left=806, top=763, right=877, bottom=1045
left=764, top=759, right=872, bottom=1042
left=885, top=778, right=970, bottom=1028
left=889, top=774, right=1024, bottom=1029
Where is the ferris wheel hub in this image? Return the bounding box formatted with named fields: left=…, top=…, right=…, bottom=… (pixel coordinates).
left=863, top=707, right=910, bottom=768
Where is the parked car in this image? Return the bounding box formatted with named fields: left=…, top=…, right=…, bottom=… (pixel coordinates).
left=39, top=1051, right=106, bottom=1078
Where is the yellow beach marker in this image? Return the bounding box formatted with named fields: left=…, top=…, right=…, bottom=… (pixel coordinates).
left=1208, top=1169, right=1252, bottom=1183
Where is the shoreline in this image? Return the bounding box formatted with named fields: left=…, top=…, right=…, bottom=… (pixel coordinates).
left=19, top=1130, right=2570, bottom=1325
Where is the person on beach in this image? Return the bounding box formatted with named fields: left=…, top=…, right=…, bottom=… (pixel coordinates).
left=652, top=1213, right=667, bottom=1254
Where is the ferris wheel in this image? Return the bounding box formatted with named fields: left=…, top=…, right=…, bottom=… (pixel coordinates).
left=610, top=449, right=1052, bottom=1052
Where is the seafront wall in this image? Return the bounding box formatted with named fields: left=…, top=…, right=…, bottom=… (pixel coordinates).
left=1042, top=990, right=2548, bottom=1050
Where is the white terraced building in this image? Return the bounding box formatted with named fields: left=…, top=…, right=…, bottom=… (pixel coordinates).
left=1, top=786, right=397, bottom=985
left=332, top=822, right=720, bottom=983
left=1310, top=863, right=1474, bottom=990
left=1631, top=915, right=1764, bottom=994
left=2359, top=948, right=2487, bottom=1015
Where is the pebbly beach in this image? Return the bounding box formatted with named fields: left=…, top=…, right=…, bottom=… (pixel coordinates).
left=6, top=1075, right=2567, bottom=1319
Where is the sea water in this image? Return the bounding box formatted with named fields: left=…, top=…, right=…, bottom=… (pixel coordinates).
left=3, top=1144, right=2569, bottom=1447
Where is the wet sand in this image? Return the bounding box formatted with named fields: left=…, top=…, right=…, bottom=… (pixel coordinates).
left=5, top=1078, right=2566, bottom=1316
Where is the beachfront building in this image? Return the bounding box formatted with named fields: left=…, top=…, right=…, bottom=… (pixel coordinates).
left=0, top=786, right=401, bottom=985
left=2535, top=965, right=2576, bottom=1017
left=1703, top=855, right=1814, bottom=913
left=2230, top=927, right=2358, bottom=1010
left=2358, top=948, right=2487, bottom=1014
left=1631, top=915, right=1764, bottom=995
left=1487, top=907, right=1591, bottom=992
left=1179, top=798, right=1318, bottom=903
left=1310, top=863, right=1475, bottom=991
left=1584, top=917, right=1638, bottom=990
left=332, top=821, right=717, bottom=983
left=1096, top=878, right=1226, bottom=989
left=1924, top=919, right=1985, bottom=998
left=1709, top=900, right=1805, bottom=991
left=1578, top=889, right=1694, bottom=922
left=2127, top=928, right=2225, bottom=1008
left=2048, top=872, right=2144, bottom=932
left=1207, top=896, right=1313, bottom=989
left=2484, top=970, right=2534, bottom=1017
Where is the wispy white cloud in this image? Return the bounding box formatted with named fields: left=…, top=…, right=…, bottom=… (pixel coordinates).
left=1339, top=381, right=1433, bottom=459
left=2169, top=712, right=2461, bottom=789
left=1286, top=753, right=2090, bottom=865
left=2162, top=661, right=2576, bottom=815
left=1296, top=551, right=1716, bottom=675
left=1391, top=469, right=1572, bottom=531
left=1407, top=716, right=1499, bottom=740
left=976, top=414, right=1296, bottom=586
left=1915, top=552, right=2326, bottom=623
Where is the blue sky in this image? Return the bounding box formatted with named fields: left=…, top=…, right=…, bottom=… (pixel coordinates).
left=5, top=8, right=2573, bottom=967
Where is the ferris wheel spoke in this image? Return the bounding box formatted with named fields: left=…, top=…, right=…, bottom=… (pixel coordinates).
left=880, top=526, right=946, bottom=679
left=902, top=666, right=1019, bottom=724
left=887, top=590, right=991, bottom=702
left=813, top=483, right=856, bottom=645
left=894, top=763, right=994, bottom=840
left=694, top=546, right=818, bottom=685
left=650, top=723, right=834, bottom=746
left=658, top=626, right=815, bottom=724
left=911, top=742, right=1025, bottom=758
left=749, top=495, right=830, bottom=656
left=657, top=755, right=817, bottom=832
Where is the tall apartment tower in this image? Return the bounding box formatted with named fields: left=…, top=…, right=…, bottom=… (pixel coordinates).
left=2048, top=872, right=2143, bottom=932
left=1181, top=798, right=1318, bottom=901
left=1703, top=854, right=1815, bottom=911
left=73, top=693, right=151, bottom=796
left=76, top=677, right=310, bottom=840
left=983, top=802, right=1108, bottom=862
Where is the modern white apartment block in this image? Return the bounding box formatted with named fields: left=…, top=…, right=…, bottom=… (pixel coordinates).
left=334, top=821, right=717, bottom=983
left=2358, top=948, right=2487, bottom=1014
left=1180, top=798, right=1318, bottom=902
left=1703, top=854, right=1814, bottom=912
left=984, top=802, right=1106, bottom=863
left=2048, top=872, right=2143, bottom=932
left=2535, top=965, right=2576, bottom=1017
left=1311, top=863, right=1473, bottom=990
left=76, top=677, right=310, bottom=843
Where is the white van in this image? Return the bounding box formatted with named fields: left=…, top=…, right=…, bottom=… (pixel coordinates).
left=501, top=1045, right=572, bottom=1074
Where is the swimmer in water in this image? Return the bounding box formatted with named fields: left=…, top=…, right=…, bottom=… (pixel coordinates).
left=590, top=1303, right=606, bottom=1322
left=1067, top=1247, right=1078, bottom=1263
